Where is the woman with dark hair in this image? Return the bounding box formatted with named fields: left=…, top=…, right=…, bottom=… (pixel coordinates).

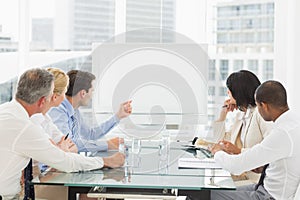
left=210, top=70, right=273, bottom=184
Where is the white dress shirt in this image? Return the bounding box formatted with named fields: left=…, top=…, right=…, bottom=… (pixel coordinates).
left=214, top=110, right=300, bottom=199
left=0, top=100, right=104, bottom=196
left=30, top=113, right=64, bottom=143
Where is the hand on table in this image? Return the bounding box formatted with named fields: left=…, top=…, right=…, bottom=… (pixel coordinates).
left=103, top=152, right=125, bottom=168
left=218, top=140, right=241, bottom=154
left=209, top=143, right=223, bottom=155
left=56, top=136, right=78, bottom=153
left=209, top=140, right=241, bottom=155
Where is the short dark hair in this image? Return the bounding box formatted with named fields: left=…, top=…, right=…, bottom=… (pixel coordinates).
left=66, top=70, right=96, bottom=97
left=226, top=70, right=261, bottom=108
left=255, top=80, right=287, bottom=107
left=15, top=68, right=54, bottom=104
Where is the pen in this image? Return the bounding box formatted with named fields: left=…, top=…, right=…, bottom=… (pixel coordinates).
left=222, top=105, right=228, bottom=108
left=64, top=133, right=69, bottom=140
left=192, top=137, right=198, bottom=145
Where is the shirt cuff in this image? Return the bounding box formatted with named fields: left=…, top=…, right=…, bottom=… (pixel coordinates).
left=241, top=148, right=248, bottom=153
left=214, top=150, right=226, bottom=164
left=94, top=157, right=104, bottom=169
left=112, top=114, right=121, bottom=123
left=94, top=140, right=109, bottom=151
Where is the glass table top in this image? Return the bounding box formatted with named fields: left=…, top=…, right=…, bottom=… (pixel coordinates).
left=32, top=141, right=235, bottom=191
left=34, top=170, right=235, bottom=190
left=90, top=143, right=230, bottom=177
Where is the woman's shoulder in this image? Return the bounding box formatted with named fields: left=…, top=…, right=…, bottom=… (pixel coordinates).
left=252, top=107, right=273, bottom=131
left=252, top=107, right=265, bottom=120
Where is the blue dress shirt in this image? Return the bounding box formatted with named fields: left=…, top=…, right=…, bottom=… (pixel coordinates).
left=48, top=98, right=119, bottom=152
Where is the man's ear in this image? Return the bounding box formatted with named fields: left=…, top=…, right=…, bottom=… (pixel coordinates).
left=37, top=96, right=47, bottom=108
left=261, top=102, right=269, bottom=111
left=79, top=90, right=86, bottom=98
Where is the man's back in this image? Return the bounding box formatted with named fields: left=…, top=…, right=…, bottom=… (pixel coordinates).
left=0, top=101, right=43, bottom=195
left=264, top=111, right=300, bottom=199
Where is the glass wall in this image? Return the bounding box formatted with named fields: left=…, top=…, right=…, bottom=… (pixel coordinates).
left=0, top=0, right=277, bottom=128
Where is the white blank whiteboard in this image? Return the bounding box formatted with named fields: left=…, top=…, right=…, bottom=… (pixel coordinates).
left=92, top=43, right=208, bottom=125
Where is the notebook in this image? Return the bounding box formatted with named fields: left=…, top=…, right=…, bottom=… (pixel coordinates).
left=178, top=158, right=222, bottom=169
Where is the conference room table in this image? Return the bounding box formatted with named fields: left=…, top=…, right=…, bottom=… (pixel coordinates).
left=31, top=140, right=235, bottom=200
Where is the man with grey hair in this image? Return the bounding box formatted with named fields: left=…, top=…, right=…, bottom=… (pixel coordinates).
left=0, top=68, right=125, bottom=199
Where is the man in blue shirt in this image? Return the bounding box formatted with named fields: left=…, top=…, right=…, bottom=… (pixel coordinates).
left=48, top=70, right=132, bottom=152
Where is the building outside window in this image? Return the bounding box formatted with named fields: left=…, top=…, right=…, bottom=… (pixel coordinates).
left=208, top=86, right=215, bottom=96
left=233, top=60, right=243, bottom=71
left=208, top=60, right=216, bottom=81
left=219, top=60, right=229, bottom=80
left=247, top=60, right=258, bottom=74
left=262, top=60, right=273, bottom=81
left=219, top=86, right=227, bottom=96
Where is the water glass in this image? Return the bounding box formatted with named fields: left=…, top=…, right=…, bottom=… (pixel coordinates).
left=131, top=153, right=141, bottom=168
left=118, top=137, right=125, bottom=152
left=131, top=138, right=141, bottom=154
left=158, top=131, right=170, bottom=161
left=119, top=137, right=130, bottom=160
left=158, top=159, right=169, bottom=175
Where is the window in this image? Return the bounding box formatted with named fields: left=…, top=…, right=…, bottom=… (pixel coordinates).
left=248, top=60, right=258, bottom=74
left=233, top=60, right=243, bottom=71
left=262, top=60, right=273, bottom=81
left=217, top=33, right=228, bottom=44
left=126, top=0, right=176, bottom=43
left=208, top=60, right=216, bottom=80
left=229, top=33, right=240, bottom=44
left=208, top=86, right=215, bottom=96
left=261, top=17, right=274, bottom=29
left=266, top=3, right=274, bottom=14
left=0, top=0, right=18, bottom=53
left=208, top=114, right=215, bottom=121
left=257, top=31, right=274, bottom=43
left=0, top=0, right=278, bottom=127
left=219, top=86, right=227, bottom=96
left=0, top=79, right=15, bottom=104
left=220, top=60, right=229, bottom=80
left=30, top=0, right=115, bottom=51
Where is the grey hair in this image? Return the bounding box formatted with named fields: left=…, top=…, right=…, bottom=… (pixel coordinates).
left=15, top=68, right=54, bottom=104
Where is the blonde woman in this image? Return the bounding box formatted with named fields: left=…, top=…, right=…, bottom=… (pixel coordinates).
left=31, top=67, right=77, bottom=153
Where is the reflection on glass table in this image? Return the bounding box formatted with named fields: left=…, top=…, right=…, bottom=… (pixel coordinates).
left=34, top=142, right=234, bottom=186
left=32, top=141, right=235, bottom=200
left=91, top=145, right=231, bottom=178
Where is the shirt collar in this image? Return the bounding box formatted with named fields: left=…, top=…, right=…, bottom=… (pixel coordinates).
left=237, top=106, right=255, bottom=120
left=12, top=99, right=30, bottom=119
left=274, top=109, right=290, bottom=125
left=30, top=113, right=45, bottom=124
left=61, top=98, right=76, bottom=117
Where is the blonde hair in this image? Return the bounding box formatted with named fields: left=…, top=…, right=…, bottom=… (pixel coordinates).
left=46, top=68, right=69, bottom=95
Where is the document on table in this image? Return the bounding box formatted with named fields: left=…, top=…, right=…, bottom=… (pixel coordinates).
left=178, top=158, right=222, bottom=169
